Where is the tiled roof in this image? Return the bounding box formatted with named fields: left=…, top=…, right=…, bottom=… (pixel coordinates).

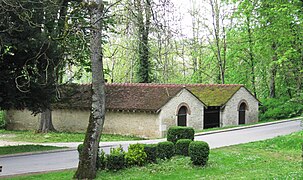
left=54, top=83, right=243, bottom=111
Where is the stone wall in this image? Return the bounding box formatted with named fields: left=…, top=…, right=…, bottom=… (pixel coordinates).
left=104, top=111, right=160, bottom=138
left=6, top=109, right=160, bottom=138
left=159, top=88, right=204, bottom=136
left=6, top=110, right=39, bottom=130
left=222, top=87, right=259, bottom=126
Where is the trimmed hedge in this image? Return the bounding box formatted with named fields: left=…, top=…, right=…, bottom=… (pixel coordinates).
left=106, top=146, right=125, bottom=171
left=157, top=141, right=175, bottom=160
left=125, top=143, right=147, bottom=166
left=167, top=126, right=195, bottom=144
left=175, top=139, right=192, bottom=156
left=98, top=149, right=106, bottom=170
left=189, top=141, right=210, bottom=166
left=144, top=144, right=157, bottom=163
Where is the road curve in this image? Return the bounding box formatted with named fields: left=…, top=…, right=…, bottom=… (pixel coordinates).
left=0, top=119, right=302, bottom=177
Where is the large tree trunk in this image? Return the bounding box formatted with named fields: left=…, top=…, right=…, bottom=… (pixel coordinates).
left=37, top=108, right=56, bottom=133
left=74, top=1, right=105, bottom=179
left=136, top=0, right=152, bottom=83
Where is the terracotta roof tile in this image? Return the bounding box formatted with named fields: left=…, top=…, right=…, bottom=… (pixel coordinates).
left=54, top=83, right=243, bottom=111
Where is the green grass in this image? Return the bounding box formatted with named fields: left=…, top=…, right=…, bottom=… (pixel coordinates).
left=7, top=130, right=303, bottom=179
left=196, top=117, right=302, bottom=133
left=0, top=145, right=65, bottom=155
left=0, top=130, right=146, bottom=143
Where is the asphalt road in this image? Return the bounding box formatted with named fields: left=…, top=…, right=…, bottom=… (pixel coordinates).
left=0, top=119, right=302, bottom=177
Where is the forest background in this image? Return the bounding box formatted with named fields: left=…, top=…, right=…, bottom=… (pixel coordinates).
left=1, top=0, right=303, bottom=122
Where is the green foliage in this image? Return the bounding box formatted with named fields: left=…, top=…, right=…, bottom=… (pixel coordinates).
left=157, top=141, right=175, bottom=160
left=106, top=146, right=125, bottom=171
left=0, top=145, right=64, bottom=155
left=125, top=143, right=147, bottom=167
left=175, top=139, right=192, bottom=156
left=0, top=111, right=6, bottom=129
left=97, top=149, right=106, bottom=170
left=260, top=96, right=303, bottom=121
left=189, top=141, right=210, bottom=166
left=144, top=144, right=157, bottom=163
left=167, top=126, right=195, bottom=144
left=77, top=144, right=84, bottom=156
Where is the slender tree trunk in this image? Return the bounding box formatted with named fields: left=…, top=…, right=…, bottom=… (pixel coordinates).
left=210, top=0, right=225, bottom=84
left=74, top=1, right=105, bottom=179
left=246, top=16, right=257, bottom=97
left=38, top=108, right=56, bottom=133
left=269, top=43, right=277, bottom=98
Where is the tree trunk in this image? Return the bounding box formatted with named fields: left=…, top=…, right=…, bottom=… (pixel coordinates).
left=269, top=43, right=277, bottom=98
left=74, top=1, right=105, bottom=179
left=136, top=0, right=151, bottom=83
left=37, top=108, right=56, bottom=133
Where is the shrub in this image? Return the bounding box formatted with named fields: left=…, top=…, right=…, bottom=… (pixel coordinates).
left=189, top=141, right=210, bottom=166
left=167, top=126, right=195, bottom=144
left=259, top=97, right=303, bottom=121
left=175, top=139, right=192, bottom=156
left=106, top=146, right=125, bottom=171
left=98, top=149, right=106, bottom=170
left=77, top=144, right=84, bottom=157
left=157, top=141, right=175, bottom=160
left=125, top=143, right=147, bottom=167
left=144, top=144, right=157, bottom=163
left=0, top=111, right=6, bottom=129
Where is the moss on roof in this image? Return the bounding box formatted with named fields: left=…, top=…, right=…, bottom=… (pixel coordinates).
left=53, top=83, right=244, bottom=111
left=187, top=85, right=242, bottom=106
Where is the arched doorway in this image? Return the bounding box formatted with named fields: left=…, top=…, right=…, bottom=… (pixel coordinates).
left=239, top=103, right=246, bottom=125
left=177, top=106, right=187, bottom=126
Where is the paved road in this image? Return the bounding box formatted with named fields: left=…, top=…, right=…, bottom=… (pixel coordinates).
left=0, top=119, right=302, bottom=177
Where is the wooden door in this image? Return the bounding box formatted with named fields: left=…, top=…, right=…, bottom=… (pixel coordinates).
left=239, top=103, right=246, bottom=125
left=204, top=106, right=220, bottom=128
left=177, top=106, right=187, bottom=126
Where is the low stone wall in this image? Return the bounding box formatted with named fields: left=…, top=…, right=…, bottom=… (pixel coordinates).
left=6, top=109, right=161, bottom=138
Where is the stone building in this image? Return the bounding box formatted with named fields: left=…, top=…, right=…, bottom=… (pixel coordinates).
left=6, top=83, right=259, bottom=138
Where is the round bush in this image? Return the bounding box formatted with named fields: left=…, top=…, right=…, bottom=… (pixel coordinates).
left=98, top=149, right=106, bottom=170
left=77, top=144, right=84, bottom=156
left=167, top=126, right=195, bottom=144
left=125, top=143, right=147, bottom=166
left=175, top=139, right=192, bottom=156
left=106, top=146, right=125, bottom=171
left=106, top=153, right=125, bottom=171
left=144, top=144, right=157, bottom=163
left=157, top=141, right=175, bottom=160
left=189, top=141, right=209, bottom=166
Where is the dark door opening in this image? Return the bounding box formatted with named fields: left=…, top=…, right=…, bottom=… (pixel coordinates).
left=239, top=103, right=246, bottom=125
left=204, top=106, right=220, bottom=129
left=177, top=106, right=187, bottom=126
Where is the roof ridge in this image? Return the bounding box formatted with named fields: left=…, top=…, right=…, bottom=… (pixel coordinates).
left=77, top=83, right=243, bottom=87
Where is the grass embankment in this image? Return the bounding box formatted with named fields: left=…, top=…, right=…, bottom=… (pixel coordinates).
left=0, top=145, right=65, bottom=156
left=8, top=130, right=303, bottom=179
left=0, top=130, right=145, bottom=143
left=196, top=116, right=302, bottom=133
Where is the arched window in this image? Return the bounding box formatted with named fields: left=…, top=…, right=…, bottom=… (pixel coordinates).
left=239, top=102, right=246, bottom=125
left=177, top=106, right=187, bottom=126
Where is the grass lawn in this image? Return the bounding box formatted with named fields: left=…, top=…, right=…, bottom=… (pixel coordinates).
left=0, top=145, right=65, bottom=156
left=0, top=130, right=145, bottom=143
left=7, top=130, right=303, bottom=180
left=196, top=117, right=302, bottom=133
